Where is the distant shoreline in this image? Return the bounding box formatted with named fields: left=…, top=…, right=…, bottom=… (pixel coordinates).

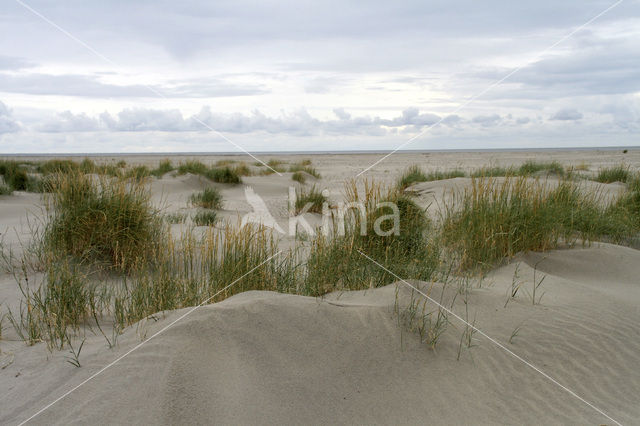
left=1, top=146, right=637, bottom=157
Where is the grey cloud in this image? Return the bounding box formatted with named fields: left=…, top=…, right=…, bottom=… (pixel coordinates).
left=333, top=108, right=351, bottom=120
left=109, top=109, right=188, bottom=132
left=472, top=114, right=501, bottom=127
left=378, top=108, right=440, bottom=127
left=0, top=73, right=267, bottom=98
left=303, top=76, right=348, bottom=94
left=0, top=55, right=34, bottom=71
left=10, top=1, right=633, bottom=58
left=164, top=78, right=269, bottom=97
left=441, top=115, right=462, bottom=126
left=550, top=109, right=583, bottom=121
left=0, top=101, right=21, bottom=134
left=599, top=98, right=640, bottom=131
left=36, top=111, right=101, bottom=132
left=5, top=0, right=635, bottom=78
left=476, top=34, right=640, bottom=100
left=4, top=99, right=589, bottom=138
left=24, top=105, right=450, bottom=136
left=0, top=73, right=152, bottom=98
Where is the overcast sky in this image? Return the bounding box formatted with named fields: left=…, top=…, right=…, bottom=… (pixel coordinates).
left=0, top=0, right=639, bottom=153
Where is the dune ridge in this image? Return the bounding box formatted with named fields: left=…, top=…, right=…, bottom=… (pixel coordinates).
left=1, top=243, right=637, bottom=425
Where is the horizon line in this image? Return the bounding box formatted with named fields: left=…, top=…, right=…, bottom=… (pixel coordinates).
left=0, top=145, right=638, bottom=157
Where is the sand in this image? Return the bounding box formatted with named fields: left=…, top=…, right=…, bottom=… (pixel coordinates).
left=1, top=149, right=639, bottom=425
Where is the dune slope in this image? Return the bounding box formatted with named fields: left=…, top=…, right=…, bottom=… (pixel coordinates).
left=2, top=242, right=639, bottom=425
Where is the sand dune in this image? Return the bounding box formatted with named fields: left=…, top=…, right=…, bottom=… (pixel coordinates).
left=2, top=242, right=638, bottom=425
left=1, top=151, right=639, bottom=424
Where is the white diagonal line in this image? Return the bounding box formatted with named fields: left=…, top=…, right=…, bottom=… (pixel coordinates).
left=14, top=0, right=282, bottom=176
left=356, top=0, right=625, bottom=177
left=357, top=249, right=622, bottom=426
left=17, top=250, right=283, bottom=426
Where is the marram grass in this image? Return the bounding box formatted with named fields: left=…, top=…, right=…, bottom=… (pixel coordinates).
left=440, top=176, right=634, bottom=271
left=397, top=165, right=465, bottom=189
left=6, top=166, right=640, bottom=353
left=596, top=165, right=630, bottom=183
left=294, top=185, right=327, bottom=214
left=303, top=180, right=439, bottom=295
left=190, top=187, right=223, bottom=210
left=42, top=171, right=163, bottom=272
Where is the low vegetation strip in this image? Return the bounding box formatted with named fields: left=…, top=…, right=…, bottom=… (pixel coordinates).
left=397, top=165, right=465, bottom=189
left=2, top=160, right=639, bottom=354
left=440, top=175, right=639, bottom=271
left=397, top=161, right=568, bottom=190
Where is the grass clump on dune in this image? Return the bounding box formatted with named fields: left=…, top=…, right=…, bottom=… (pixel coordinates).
left=176, top=160, right=242, bottom=184
left=517, top=160, right=565, bottom=176
left=294, top=185, right=327, bottom=214
left=289, top=162, right=320, bottom=178
left=398, top=165, right=465, bottom=189
left=190, top=187, right=223, bottom=210
left=206, top=166, right=242, bottom=184
left=0, top=160, right=29, bottom=191
left=79, top=158, right=96, bottom=174
left=303, top=181, right=439, bottom=295
left=440, top=176, right=631, bottom=271
left=232, top=163, right=252, bottom=176
left=260, top=159, right=288, bottom=175
left=213, top=160, right=252, bottom=177
left=425, top=169, right=466, bottom=181
left=95, top=163, right=121, bottom=177
left=606, top=173, right=640, bottom=235
left=37, top=159, right=79, bottom=175
left=10, top=222, right=288, bottom=348
left=151, top=159, right=175, bottom=177
left=397, top=165, right=428, bottom=189
left=9, top=260, right=91, bottom=348
left=124, top=165, right=151, bottom=181
left=165, top=212, right=187, bottom=224
left=470, top=165, right=516, bottom=178
left=177, top=160, right=209, bottom=175
left=192, top=210, right=218, bottom=226
left=42, top=171, right=163, bottom=272
left=470, top=162, right=565, bottom=178
left=115, top=224, right=290, bottom=325
left=596, top=165, right=630, bottom=183
left=291, top=171, right=306, bottom=184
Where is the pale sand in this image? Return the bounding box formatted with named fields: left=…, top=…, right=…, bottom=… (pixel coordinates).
left=1, top=149, right=639, bottom=424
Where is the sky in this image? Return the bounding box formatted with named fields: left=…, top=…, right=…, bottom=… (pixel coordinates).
left=0, top=0, right=639, bottom=153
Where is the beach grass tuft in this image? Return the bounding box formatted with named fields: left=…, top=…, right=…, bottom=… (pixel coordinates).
left=596, top=165, right=630, bottom=183
left=294, top=185, right=327, bottom=214
left=440, top=176, right=634, bottom=271
left=175, top=160, right=242, bottom=184
left=303, top=181, right=439, bottom=295
left=0, top=160, right=29, bottom=191
left=289, top=162, right=320, bottom=178
left=190, top=187, right=223, bottom=210
left=192, top=210, right=218, bottom=226
left=398, top=165, right=465, bottom=189
left=291, top=171, right=306, bottom=184
left=42, top=171, right=163, bottom=272
left=151, top=159, right=175, bottom=177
